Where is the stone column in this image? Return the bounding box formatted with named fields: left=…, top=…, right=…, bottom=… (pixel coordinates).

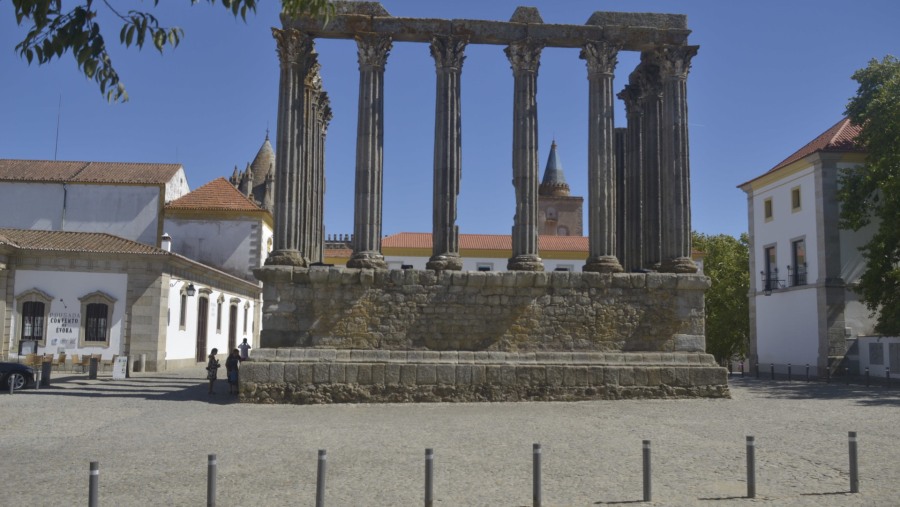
left=426, top=35, right=468, bottom=271
left=581, top=41, right=623, bottom=273
left=347, top=34, right=392, bottom=270
left=267, top=28, right=316, bottom=267
left=618, top=82, right=644, bottom=272
left=505, top=39, right=544, bottom=272
left=314, top=94, right=332, bottom=263
left=635, top=58, right=663, bottom=270
left=300, top=62, right=322, bottom=263
left=656, top=45, right=699, bottom=273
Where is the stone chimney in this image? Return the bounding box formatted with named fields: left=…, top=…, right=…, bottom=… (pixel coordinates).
left=161, top=233, right=172, bottom=252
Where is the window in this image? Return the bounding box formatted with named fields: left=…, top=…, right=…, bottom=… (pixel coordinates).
left=476, top=263, right=493, bottom=272
left=16, top=289, right=53, bottom=347
left=546, top=207, right=558, bottom=221
left=791, top=186, right=801, bottom=212
left=869, top=343, right=885, bottom=365
left=764, top=245, right=778, bottom=291
left=764, top=198, right=773, bottom=221
left=791, top=239, right=807, bottom=286
left=243, top=302, right=249, bottom=334
left=557, top=225, right=569, bottom=236
left=216, top=295, right=224, bottom=334
left=179, top=293, right=188, bottom=329
left=79, top=291, right=116, bottom=347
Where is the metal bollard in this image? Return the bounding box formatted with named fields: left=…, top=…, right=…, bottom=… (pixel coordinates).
left=887, top=367, right=891, bottom=388
left=849, top=432, right=859, bottom=493
left=207, top=454, right=217, bottom=507
left=9, top=377, right=13, bottom=395
left=533, top=443, right=542, bottom=507
left=316, top=450, right=327, bottom=507
left=806, top=364, right=810, bottom=383
left=770, top=363, right=775, bottom=381
left=89, top=461, right=99, bottom=507
left=642, top=440, right=652, bottom=502
left=865, top=368, right=870, bottom=387
left=826, top=367, right=831, bottom=383
left=755, top=363, right=760, bottom=379
left=788, top=363, right=792, bottom=382
left=746, top=436, right=756, bottom=499
left=846, top=367, right=850, bottom=386
left=425, top=449, right=434, bottom=507
left=740, top=361, right=745, bottom=377
left=35, top=370, right=40, bottom=390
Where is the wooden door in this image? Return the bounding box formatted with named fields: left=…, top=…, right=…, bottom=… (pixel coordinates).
left=195, top=296, right=209, bottom=363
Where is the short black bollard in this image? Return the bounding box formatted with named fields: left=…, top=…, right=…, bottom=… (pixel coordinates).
left=887, top=367, right=891, bottom=388
left=642, top=440, right=652, bottom=502
left=787, top=363, right=792, bottom=382
left=207, top=454, right=217, bottom=507
left=8, top=377, right=13, bottom=395
left=826, top=367, right=831, bottom=383
left=755, top=363, right=760, bottom=379
left=849, top=432, right=859, bottom=493
left=728, top=361, right=733, bottom=375
left=846, top=367, right=850, bottom=386
left=770, top=363, right=775, bottom=381
left=740, top=361, right=745, bottom=377
left=425, top=448, right=434, bottom=507
left=89, top=357, right=99, bottom=379
left=533, top=443, right=542, bottom=507
left=89, top=461, right=99, bottom=507
left=866, top=368, right=870, bottom=387
left=316, top=450, right=327, bottom=507
left=34, top=370, right=40, bottom=391
left=746, top=436, right=756, bottom=499
left=806, top=364, right=810, bottom=383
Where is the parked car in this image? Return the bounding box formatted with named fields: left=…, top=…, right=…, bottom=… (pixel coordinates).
left=1, top=362, right=35, bottom=391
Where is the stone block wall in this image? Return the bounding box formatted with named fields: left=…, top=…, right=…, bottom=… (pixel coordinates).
left=256, top=267, right=710, bottom=353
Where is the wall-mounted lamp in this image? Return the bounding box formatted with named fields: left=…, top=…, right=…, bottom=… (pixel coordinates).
left=186, top=283, right=197, bottom=297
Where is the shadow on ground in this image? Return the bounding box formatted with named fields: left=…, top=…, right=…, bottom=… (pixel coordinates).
left=728, top=376, right=900, bottom=406
left=5, top=372, right=238, bottom=404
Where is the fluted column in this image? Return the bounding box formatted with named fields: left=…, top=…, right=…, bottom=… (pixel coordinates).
left=635, top=58, right=663, bottom=270
left=617, top=83, right=644, bottom=272
left=312, top=91, right=331, bottom=263
left=656, top=45, right=699, bottom=273
left=267, top=28, right=316, bottom=267
left=299, top=62, right=322, bottom=262
left=427, top=35, right=467, bottom=271
left=505, top=39, right=544, bottom=272
left=347, top=34, right=392, bottom=270
left=581, top=41, right=623, bottom=273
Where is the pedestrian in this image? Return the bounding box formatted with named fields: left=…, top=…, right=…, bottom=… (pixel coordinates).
left=206, top=348, right=220, bottom=394
left=238, top=338, right=251, bottom=360
left=226, top=348, right=241, bottom=395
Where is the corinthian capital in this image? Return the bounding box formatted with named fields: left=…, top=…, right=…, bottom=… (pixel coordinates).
left=305, top=62, right=323, bottom=90
left=504, top=39, right=544, bottom=73
left=272, top=28, right=316, bottom=72
left=652, top=45, right=699, bottom=79
left=355, top=33, right=393, bottom=70
left=580, top=40, right=621, bottom=76
left=429, top=35, right=468, bottom=70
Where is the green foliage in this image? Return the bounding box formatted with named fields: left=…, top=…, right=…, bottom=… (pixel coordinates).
left=10, top=0, right=333, bottom=103
left=839, top=55, right=900, bottom=335
left=692, top=231, right=750, bottom=364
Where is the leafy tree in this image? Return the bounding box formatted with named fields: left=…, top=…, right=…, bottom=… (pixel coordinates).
left=9, top=0, right=333, bottom=102
left=839, top=55, right=900, bottom=335
left=692, top=231, right=750, bottom=364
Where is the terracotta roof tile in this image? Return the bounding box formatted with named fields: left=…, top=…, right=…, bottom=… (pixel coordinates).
left=0, top=159, right=182, bottom=185
left=383, top=232, right=589, bottom=252
left=0, top=228, right=166, bottom=255
left=166, top=177, right=266, bottom=213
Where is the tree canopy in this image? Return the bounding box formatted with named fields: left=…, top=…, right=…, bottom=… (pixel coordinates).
left=10, top=0, right=332, bottom=102
left=692, top=232, right=750, bottom=364
left=839, top=55, right=900, bottom=335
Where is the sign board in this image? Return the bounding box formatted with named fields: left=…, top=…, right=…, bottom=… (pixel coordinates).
left=112, top=356, right=128, bottom=380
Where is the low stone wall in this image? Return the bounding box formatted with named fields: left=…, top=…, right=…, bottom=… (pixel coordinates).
left=255, top=267, right=710, bottom=353
left=240, top=348, right=729, bottom=403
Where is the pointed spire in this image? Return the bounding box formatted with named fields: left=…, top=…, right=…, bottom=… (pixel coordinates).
left=230, top=165, right=240, bottom=186
left=539, top=139, right=570, bottom=196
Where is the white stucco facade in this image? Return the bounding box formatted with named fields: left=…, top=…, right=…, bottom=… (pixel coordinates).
left=164, top=218, right=272, bottom=282
left=384, top=255, right=581, bottom=272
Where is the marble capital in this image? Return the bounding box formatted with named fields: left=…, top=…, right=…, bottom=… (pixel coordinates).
left=429, top=35, right=468, bottom=70
left=580, top=40, right=621, bottom=76
left=356, top=33, right=393, bottom=69
left=505, top=39, right=544, bottom=73
left=273, top=28, right=316, bottom=72
left=651, top=45, right=699, bottom=79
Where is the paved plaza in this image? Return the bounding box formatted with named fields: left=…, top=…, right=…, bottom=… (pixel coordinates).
left=3, top=370, right=899, bottom=506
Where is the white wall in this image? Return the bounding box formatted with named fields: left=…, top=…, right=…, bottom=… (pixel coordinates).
left=0, top=182, right=64, bottom=230
left=164, top=168, right=191, bottom=202
left=857, top=336, right=900, bottom=377
left=164, top=282, right=256, bottom=363
left=164, top=218, right=267, bottom=280
left=755, top=288, right=819, bottom=366
left=384, top=255, right=582, bottom=272
left=10, top=270, right=127, bottom=359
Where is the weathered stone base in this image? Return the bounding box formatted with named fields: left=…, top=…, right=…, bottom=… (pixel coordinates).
left=239, top=348, right=729, bottom=404
left=265, top=249, right=308, bottom=267
left=346, top=251, right=387, bottom=269
left=426, top=254, right=463, bottom=271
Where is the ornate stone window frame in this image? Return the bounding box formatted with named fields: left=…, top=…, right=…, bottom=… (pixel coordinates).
left=216, top=294, right=225, bottom=334
left=78, top=290, right=117, bottom=348
left=178, top=288, right=189, bottom=331
left=15, top=288, right=54, bottom=347
left=791, top=185, right=802, bottom=213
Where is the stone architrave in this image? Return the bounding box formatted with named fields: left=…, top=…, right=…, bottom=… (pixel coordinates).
left=426, top=35, right=468, bottom=271
left=505, top=39, right=544, bottom=272
left=655, top=45, right=699, bottom=273
left=634, top=58, right=663, bottom=271
left=267, top=28, right=316, bottom=267
left=347, top=33, right=393, bottom=270
left=617, top=83, right=644, bottom=272
left=581, top=40, right=623, bottom=273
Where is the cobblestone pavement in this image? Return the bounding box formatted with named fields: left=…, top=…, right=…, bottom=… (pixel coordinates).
left=2, top=371, right=898, bottom=506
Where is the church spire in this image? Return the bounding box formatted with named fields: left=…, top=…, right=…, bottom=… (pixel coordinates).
left=539, top=139, right=570, bottom=197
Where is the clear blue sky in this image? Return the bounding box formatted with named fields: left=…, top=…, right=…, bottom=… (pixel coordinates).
left=2, top=1, right=897, bottom=239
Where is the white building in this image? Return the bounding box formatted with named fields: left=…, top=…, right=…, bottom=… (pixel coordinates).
left=0, top=229, right=260, bottom=371
left=739, top=118, right=877, bottom=375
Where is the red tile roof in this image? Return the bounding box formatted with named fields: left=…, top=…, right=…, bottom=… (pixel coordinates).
left=0, top=159, right=183, bottom=185
left=166, top=177, right=267, bottom=213
left=383, top=232, right=589, bottom=252
left=0, top=228, right=166, bottom=255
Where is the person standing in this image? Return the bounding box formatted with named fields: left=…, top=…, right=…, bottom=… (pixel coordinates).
left=238, top=338, right=251, bottom=361
left=206, top=348, right=220, bottom=395
left=225, top=349, right=241, bottom=395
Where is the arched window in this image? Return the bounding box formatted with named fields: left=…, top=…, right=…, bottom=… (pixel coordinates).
left=16, top=288, right=53, bottom=347
left=79, top=291, right=116, bottom=347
